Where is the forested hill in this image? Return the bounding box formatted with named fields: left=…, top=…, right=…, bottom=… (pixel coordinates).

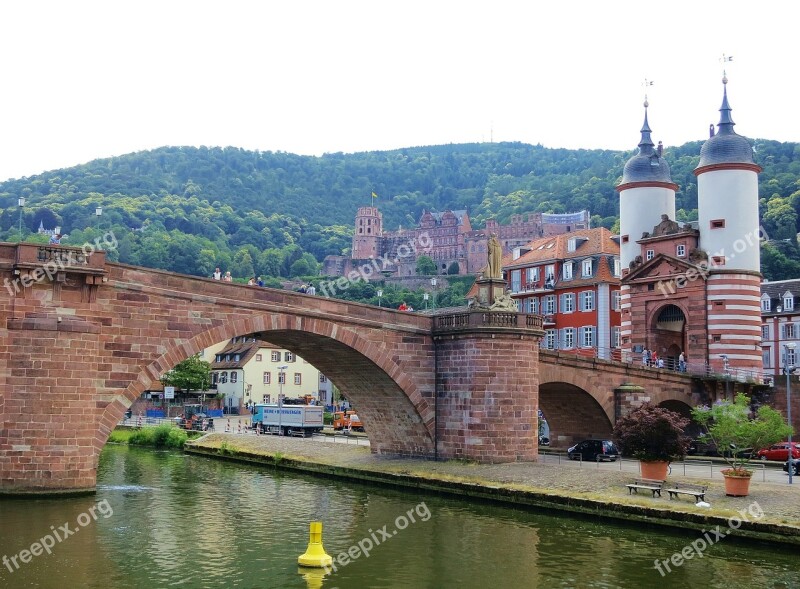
left=0, top=140, right=798, bottom=281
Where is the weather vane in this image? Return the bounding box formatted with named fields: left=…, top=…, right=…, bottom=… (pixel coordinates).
left=642, top=78, right=654, bottom=107
left=720, top=53, right=733, bottom=84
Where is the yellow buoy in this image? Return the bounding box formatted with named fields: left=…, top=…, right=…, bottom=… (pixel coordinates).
left=298, top=521, right=332, bottom=568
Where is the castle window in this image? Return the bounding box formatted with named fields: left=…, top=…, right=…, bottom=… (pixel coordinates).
left=621, top=235, right=629, bottom=244
left=646, top=250, right=654, bottom=261
left=676, top=244, right=686, bottom=257
left=711, top=256, right=725, bottom=266
left=713, top=334, right=722, bottom=343
left=710, top=219, right=726, bottom=229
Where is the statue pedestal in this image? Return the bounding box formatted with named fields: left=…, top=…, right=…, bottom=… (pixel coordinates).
left=475, top=277, right=507, bottom=308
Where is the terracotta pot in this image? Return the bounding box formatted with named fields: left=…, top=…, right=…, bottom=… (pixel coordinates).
left=640, top=460, right=670, bottom=480
left=722, top=470, right=753, bottom=497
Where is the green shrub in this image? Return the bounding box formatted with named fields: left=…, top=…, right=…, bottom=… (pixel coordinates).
left=166, top=427, right=189, bottom=449
left=323, top=412, right=333, bottom=425
left=128, top=424, right=186, bottom=448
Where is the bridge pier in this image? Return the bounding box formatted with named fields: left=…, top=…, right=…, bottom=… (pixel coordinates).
left=433, top=311, right=544, bottom=462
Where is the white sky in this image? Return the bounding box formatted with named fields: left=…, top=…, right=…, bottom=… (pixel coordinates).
left=1, top=1, right=798, bottom=182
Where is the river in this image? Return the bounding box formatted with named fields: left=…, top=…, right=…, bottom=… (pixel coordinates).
left=0, top=446, right=797, bottom=588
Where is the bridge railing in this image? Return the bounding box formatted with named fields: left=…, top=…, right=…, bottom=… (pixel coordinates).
left=539, top=344, right=768, bottom=384
left=433, top=311, right=543, bottom=331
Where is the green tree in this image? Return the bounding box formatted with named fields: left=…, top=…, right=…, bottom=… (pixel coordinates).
left=231, top=248, right=256, bottom=279
left=447, top=262, right=460, bottom=275
left=416, top=255, right=436, bottom=275
left=161, top=356, right=211, bottom=394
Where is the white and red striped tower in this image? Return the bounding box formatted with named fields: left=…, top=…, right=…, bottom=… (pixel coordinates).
left=616, top=100, right=677, bottom=355
left=694, top=74, right=763, bottom=375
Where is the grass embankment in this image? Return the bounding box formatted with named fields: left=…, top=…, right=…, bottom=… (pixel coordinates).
left=108, top=424, right=203, bottom=449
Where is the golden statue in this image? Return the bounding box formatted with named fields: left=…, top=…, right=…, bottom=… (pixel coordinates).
left=487, top=233, right=502, bottom=279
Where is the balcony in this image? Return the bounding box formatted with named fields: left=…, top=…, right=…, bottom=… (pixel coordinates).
left=512, top=279, right=555, bottom=295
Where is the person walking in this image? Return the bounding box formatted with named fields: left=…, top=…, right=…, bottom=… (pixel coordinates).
left=678, top=351, right=686, bottom=372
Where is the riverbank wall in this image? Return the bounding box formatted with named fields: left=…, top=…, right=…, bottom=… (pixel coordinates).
left=185, top=434, right=800, bottom=546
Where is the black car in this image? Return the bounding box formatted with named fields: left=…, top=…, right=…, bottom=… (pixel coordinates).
left=784, top=459, right=800, bottom=475
left=567, top=439, right=620, bottom=462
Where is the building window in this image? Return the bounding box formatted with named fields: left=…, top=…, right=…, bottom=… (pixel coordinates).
left=712, top=334, right=722, bottom=343
left=294, top=373, right=302, bottom=385
left=561, top=327, right=575, bottom=349
left=220, top=371, right=228, bottom=384
left=612, top=290, right=621, bottom=311
left=271, top=351, right=280, bottom=362
left=545, top=264, right=555, bottom=282
left=567, top=238, right=577, bottom=252
left=285, top=352, right=294, bottom=362
left=255, top=354, right=262, bottom=362
left=263, top=372, right=271, bottom=384
left=710, top=219, right=726, bottom=229
left=511, top=270, right=521, bottom=292
left=784, top=295, right=795, bottom=311
left=528, top=267, right=540, bottom=284
left=612, top=326, right=621, bottom=348
left=787, top=348, right=797, bottom=368
left=229, top=371, right=236, bottom=383
left=761, top=297, right=771, bottom=312
left=646, top=250, right=655, bottom=261
left=278, top=372, right=286, bottom=385
left=561, top=293, right=575, bottom=313
left=529, top=297, right=539, bottom=314
left=580, top=291, right=595, bottom=312
left=212, top=372, right=218, bottom=385
left=544, top=329, right=556, bottom=349
left=581, top=259, right=592, bottom=277
left=784, top=323, right=796, bottom=339
left=544, top=295, right=556, bottom=315
left=563, top=262, right=573, bottom=281
left=621, top=235, right=629, bottom=244
left=613, top=258, right=621, bottom=277
left=762, top=325, right=770, bottom=339
left=579, top=326, right=595, bottom=348
left=711, top=256, right=725, bottom=266
left=262, top=394, right=270, bottom=404
left=762, top=348, right=771, bottom=369
left=676, top=244, right=686, bottom=257
left=319, top=374, right=327, bottom=383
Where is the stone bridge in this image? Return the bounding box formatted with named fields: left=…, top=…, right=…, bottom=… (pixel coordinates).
left=0, top=243, right=735, bottom=495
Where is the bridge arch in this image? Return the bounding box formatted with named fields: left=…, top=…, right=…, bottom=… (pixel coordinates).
left=103, top=312, right=435, bottom=458
left=539, top=381, right=613, bottom=447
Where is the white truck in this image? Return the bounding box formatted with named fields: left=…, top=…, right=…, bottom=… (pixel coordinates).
left=251, top=403, right=324, bottom=437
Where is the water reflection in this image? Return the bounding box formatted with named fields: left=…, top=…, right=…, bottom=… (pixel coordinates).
left=0, top=446, right=796, bottom=589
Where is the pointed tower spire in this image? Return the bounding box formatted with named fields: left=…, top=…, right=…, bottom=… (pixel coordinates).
left=638, top=97, right=656, bottom=155
left=716, top=72, right=736, bottom=133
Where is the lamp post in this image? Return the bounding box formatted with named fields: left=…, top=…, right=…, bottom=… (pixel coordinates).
left=423, top=292, right=429, bottom=310
left=278, top=365, right=288, bottom=435
left=377, top=289, right=383, bottom=308
left=17, top=197, right=25, bottom=238
left=785, top=343, right=796, bottom=485
left=431, top=277, right=437, bottom=310
left=719, top=354, right=730, bottom=399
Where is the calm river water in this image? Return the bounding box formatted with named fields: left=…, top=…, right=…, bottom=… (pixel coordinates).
left=0, top=445, right=797, bottom=589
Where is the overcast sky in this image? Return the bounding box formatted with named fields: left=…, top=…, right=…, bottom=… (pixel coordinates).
left=1, top=1, right=797, bottom=182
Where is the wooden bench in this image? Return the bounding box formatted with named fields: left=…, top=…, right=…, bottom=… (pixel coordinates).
left=664, top=482, right=707, bottom=502
left=625, top=478, right=664, bottom=497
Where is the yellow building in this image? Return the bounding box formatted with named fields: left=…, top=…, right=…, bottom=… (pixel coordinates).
left=207, top=336, right=332, bottom=412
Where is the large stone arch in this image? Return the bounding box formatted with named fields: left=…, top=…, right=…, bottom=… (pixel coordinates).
left=648, top=302, right=688, bottom=369
left=539, top=382, right=614, bottom=447
left=101, top=312, right=435, bottom=460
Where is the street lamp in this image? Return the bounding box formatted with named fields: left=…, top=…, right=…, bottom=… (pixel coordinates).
left=17, top=197, right=25, bottom=237
left=377, top=289, right=383, bottom=308
left=431, top=277, right=437, bottom=310
left=719, top=354, right=730, bottom=399
left=423, top=292, right=429, bottom=309
left=96, top=205, right=103, bottom=217
left=278, top=365, right=288, bottom=435
left=785, top=343, right=796, bottom=485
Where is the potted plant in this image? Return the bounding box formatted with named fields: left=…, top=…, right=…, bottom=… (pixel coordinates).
left=613, top=403, right=691, bottom=480
left=692, top=393, right=793, bottom=497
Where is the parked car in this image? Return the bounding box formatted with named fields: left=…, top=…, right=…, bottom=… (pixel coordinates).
left=756, top=442, right=800, bottom=462
left=688, top=439, right=753, bottom=459
left=567, top=439, right=619, bottom=462
left=784, top=458, right=800, bottom=475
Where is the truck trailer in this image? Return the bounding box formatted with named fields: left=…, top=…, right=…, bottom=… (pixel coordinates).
left=252, top=403, right=324, bottom=437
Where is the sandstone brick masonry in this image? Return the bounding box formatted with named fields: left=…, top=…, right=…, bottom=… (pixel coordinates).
left=1, top=243, right=733, bottom=494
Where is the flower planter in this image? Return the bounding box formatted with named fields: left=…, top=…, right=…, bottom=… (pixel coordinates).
left=722, top=469, right=753, bottom=497
left=640, top=460, right=670, bottom=480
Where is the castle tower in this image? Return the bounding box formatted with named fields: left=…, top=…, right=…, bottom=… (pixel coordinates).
left=694, top=74, right=763, bottom=374
left=351, top=206, right=383, bottom=259
left=616, top=101, right=677, bottom=357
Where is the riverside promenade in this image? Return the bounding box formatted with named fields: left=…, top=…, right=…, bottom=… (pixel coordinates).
left=186, top=433, right=800, bottom=545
